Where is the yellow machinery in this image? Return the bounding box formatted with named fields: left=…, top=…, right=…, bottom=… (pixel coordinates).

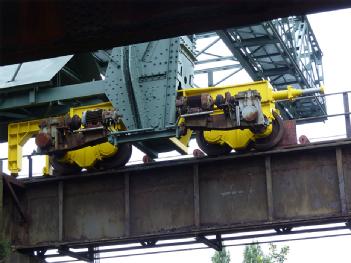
left=7, top=80, right=323, bottom=175
left=177, top=80, right=324, bottom=155
left=8, top=102, right=123, bottom=175
left=7, top=102, right=189, bottom=176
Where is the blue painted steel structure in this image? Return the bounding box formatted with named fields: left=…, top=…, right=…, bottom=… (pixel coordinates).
left=194, top=15, right=325, bottom=121
left=0, top=16, right=324, bottom=151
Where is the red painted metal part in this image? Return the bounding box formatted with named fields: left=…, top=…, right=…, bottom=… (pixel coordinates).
left=1, top=0, right=351, bottom=65
left=278, top=120, right=297, bottom=147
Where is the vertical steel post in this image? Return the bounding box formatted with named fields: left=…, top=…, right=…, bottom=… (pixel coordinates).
left=28, top=156, right=33, bottom=178
left=0, top=160, right=3, bottom=174
left=124, top=173, right=130, bottom=237
left=58, top=181, right=64, bottom=241
left=265, top=156, right=274, bottom=221
left=193, top=164, right=200, bottom=228
left=343, top=92, right=351, bottom=138
left=208, top=71, right=214, bottom=87
left=336, top=148, right=348, bottom=215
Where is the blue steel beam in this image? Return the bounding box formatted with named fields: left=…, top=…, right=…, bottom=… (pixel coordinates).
left=0, top=81, right=104, bottom=110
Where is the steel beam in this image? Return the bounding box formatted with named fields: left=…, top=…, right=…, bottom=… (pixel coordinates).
left=0, top=81, right=105, bottom=110
left=3, top=139, right=351, bottom=254
left=2, top=1, right=351, bottom=65
left=217, top=30, right=261, bottom=81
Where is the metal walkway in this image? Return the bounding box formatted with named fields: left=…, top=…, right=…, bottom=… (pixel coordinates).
left=195, top=16, right=326, bottom=121
left=2, top=139, right=351, bottom=262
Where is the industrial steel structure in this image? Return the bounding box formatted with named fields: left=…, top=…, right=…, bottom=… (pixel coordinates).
left=1, top=0, right=351, bottom=65
left=195, top=16, right=325, bottom=120
left=1, top=2, right=351, bottom=262
left=2, top=139, right=351, bottom=262
left=0, top=16, right=326, bottom=170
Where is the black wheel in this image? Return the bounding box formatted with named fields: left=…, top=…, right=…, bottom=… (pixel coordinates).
left=234, top=141, right=253, bottom=154
left=97, top=143, right=133, bottom=169
left=196, top=131, right=232, bottom=156
left=51, top=156, right=82, bottom=175
left=253, top=111, right=284, bottom=151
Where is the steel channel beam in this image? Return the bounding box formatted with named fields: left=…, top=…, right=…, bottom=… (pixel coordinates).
left=0, top=81, right=105, bottom=110
left=2, top=1, right=351, bottom=66
left=4, top=139, right=351, bottom=252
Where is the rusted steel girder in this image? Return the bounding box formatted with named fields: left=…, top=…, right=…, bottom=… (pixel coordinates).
left=2, top=139, right=351, bottom=254
left=1, top=0, right=351, bottom=65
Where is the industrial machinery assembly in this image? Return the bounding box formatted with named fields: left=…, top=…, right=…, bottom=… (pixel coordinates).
left=1, top=2, right=351, bottom=261
left=2, top=24, right=325, bottom=175
left=6, top=80, right=323, bottom=175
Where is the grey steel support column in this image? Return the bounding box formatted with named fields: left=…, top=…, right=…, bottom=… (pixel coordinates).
left=124, top=173, right=130, bottom=236
left=343, top=92, right=351, bottom=138
left=58, top=181, right=64, bottom=241
left=265, top=156, right=274, bottom=221
left=208, top=71, right=214, bottom=87
left=193, top=164, right=200, bottom=228
left=336, top=148, right=348, bottom=215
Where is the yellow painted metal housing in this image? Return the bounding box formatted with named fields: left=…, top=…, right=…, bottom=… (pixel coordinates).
left=58, top=102, right=120, bottom=169
left=8, top=120, right=41, bottom=175
left=9, top=80, right=307, bottom=174
left=178, top=80, right=307, bottom=150
left=7, top=102, right=191, bottom=174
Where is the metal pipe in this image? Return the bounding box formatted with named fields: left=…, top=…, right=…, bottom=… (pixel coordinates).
left=277, top=89, right=351, bottom=103
left=343, top=92, right=351, bottom=138
left=181, top=111, right=214, bottom=118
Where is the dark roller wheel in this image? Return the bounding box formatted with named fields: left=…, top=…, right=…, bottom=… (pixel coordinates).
left=196, top=131, right=232, bottom=156
left=97, top=143, right=133, bottom=169
left=234, top=141, right=253, bottom=154
left=253, top=111, right=284, bottom=151
left=51, top=156, right=82, bottom=175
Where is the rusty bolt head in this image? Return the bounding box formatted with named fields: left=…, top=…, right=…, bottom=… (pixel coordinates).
left=201, top=93, right=214, bottom=110
left=70, top=114, right=82, bottom=130
left=35, top=132, right=52, bottom=149
left=143, top=155, right=154, bottom=163
left=193, top=149, right=205, bottom=158
left=299, top=135, right=310, bottom=144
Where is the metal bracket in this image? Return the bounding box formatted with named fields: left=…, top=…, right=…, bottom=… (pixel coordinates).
left=346, top=220, right=351, bottom=230
left=58, top=246, right=93, bottom=262
left=196, top=234, right=222, bottom=251
left=140, top=240, right=158, bottom=248
left=274, top=226, right=293, bottom=234
left=2, top=174, right=26, bottom=222
left=36, top=249, right=47, bottom=263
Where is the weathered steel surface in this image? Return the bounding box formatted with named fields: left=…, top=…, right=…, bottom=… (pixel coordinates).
left=1, top=1, right=351, bottom=65
left=278, top=120, right=297, bottom=146
left=3, top=140, right=351, bottom=251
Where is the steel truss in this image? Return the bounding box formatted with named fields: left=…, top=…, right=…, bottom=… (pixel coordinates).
left=27, top=224, right=351, bottom=262
left=3, top=139, right=351, bottom=262
left=194, top=15, right=326, bottom=121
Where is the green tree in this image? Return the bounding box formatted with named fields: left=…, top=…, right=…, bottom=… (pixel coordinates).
left=212, top=248, right=231, bottom=263
left=243, top=243, right=289, bottom=263
left=0, top=240, right=10, bottom=261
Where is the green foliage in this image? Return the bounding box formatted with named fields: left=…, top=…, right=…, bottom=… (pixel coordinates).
left=212, top=248, right=231, bottom=263
left=0, top=240, right=10, bottom=260
left=243, top=243, right=289, bottom=263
